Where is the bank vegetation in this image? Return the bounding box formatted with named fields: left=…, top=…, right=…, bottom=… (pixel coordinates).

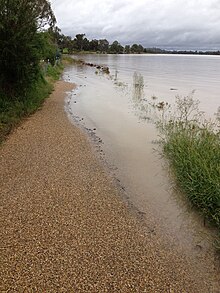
left=157, top=96, right=220, bottom=247
left=0, top=0, right=64, bottom=143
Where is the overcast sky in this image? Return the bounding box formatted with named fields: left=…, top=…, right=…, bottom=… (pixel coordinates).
left=50, top=0, right=220, bottom=50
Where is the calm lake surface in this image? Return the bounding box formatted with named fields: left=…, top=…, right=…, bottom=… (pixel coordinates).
left=64, top=54, right=220, bottom=284
left=69, top=54, right=220, bottom=116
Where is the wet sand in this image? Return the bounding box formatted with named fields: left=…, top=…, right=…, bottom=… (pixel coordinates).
left=0, top=80, right=217, bottom=292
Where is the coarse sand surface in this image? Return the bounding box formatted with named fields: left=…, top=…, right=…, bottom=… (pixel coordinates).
left=0, top=80, right=217, bottom=292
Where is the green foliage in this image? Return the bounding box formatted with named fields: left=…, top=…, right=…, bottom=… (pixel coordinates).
left=0, top=0, right=59, bottom=143
left=124, top=45, right=130, bottom=54
left=46, top=63, right=63, bottom=80
left=164, top=125, right=220, bottom=226
left=89, top=39, right=99, bottom=51
left=62, top=48, right=69, bottom=54
left=0, top=65, right=63, bottom=143
left=97, top=39, right=109, bottom=53
left=36, top=32, right=58, bottom=65
left=73, top=34, right=85, bottom=51
left=51, top=32, right=219, bottom=55
left=109, top=40, right=124, bottom=54
left=130, top=44, right=144, bottom=53
left=158, top=96, right=220, bottom=230
left=0, top=0, right=56, bottom=97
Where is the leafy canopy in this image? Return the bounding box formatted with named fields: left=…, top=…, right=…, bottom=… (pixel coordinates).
left=0, top=0, right=56, bottom=97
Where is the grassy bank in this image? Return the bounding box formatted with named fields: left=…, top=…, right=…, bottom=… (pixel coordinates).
left=157, top=96, right=220, bottom=246
left=163, top=124, right=220, bottom=226
left=0, top=63, right=64, bottom=143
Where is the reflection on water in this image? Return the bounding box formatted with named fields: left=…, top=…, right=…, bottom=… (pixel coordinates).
left=133, top=72, right=144, bottom=102
left=132, top=71, right=170, bottom=123
left=132, top=72, right=151, bottom=121
left=114, top=70, right=118, bottom=81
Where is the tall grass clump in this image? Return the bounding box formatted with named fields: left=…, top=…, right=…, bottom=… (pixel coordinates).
left=157, top=95, right=220, bottom=230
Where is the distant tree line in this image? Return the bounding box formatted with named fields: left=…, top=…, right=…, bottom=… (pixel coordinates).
left=49, top=31, right=150, bottom=54
left=49, top=31, right=220, bottom=56
left=144, top=47, right=220, bottom=55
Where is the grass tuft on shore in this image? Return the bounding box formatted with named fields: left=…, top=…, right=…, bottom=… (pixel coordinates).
left=157, top=96, right=220, bottom=232
left=163, top=124, right=220, bottom=226
left=0, top=63, right=63, bottom=144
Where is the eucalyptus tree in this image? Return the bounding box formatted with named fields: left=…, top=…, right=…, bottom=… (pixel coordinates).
left=98, top=39, right=109, bottom=53
left=130, top=44, right=144, bottom=53
left=124, top=45, right=130, bottom=54
left=72, top=34, right=86, bottom=51
left=89, top=39, right=99, bottom=51
left=109, top=40, right=124, bottom=54
left=0, top=0, right=56, bottom=96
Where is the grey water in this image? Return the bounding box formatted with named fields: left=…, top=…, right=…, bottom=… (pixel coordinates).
left=69, top=54, right=220, bottom=116
left=64, top=54, right=220, bottom=285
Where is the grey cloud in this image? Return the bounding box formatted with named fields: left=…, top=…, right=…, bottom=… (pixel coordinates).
left=50, top=0, right=220, bottom=50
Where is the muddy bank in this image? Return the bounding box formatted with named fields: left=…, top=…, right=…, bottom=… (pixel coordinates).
left=0, top=80, right=218, bottom=292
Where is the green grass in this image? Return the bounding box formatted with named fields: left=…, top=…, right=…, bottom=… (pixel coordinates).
left=0, top=63, right=63, bottom=143
left=47, top=63, right=64, bottom=80
left=163, top=124, right=220, bottom=227
left=61, top=55, right=76, bottom=64
left=157, top=96, right=220, bottom=247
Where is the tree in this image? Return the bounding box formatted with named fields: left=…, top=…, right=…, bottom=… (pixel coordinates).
left=0, top=0, right=56, bottom=96
left=137, top=44, right=144, bottom=53
left=59, top=35, right=73, bottom=52
left=89, top=39, right=99, bottom=51
left=109, top=40, right=124, bottom=54
left=48, top=26, right=62, bottom=45
left=82, top=37, right=90, bottom=51
left=73, top=34, right=86, bottom=51
left=36, top=31, right=58, bottom=65
left=130, top=44, right=138, bottom=53
left=124, top=45, right=130, bottom=54
left=98, top=39, right=109, bottom=53
left=130, top=44, right=144, bottom=53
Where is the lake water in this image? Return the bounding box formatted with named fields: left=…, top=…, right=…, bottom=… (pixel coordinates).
left=64, top=54, right=220, bottom=286
left=69, top=54, right=220, bottom=116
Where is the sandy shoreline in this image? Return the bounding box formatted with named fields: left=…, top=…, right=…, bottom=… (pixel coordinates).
left=0, top=80, right=217, bottom=291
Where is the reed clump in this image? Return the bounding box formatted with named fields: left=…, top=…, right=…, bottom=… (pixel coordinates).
left=157, top=96, right=220, bottom=230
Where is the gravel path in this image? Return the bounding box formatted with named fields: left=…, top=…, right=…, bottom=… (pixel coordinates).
left=0, top=81, right=215, bottom=292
